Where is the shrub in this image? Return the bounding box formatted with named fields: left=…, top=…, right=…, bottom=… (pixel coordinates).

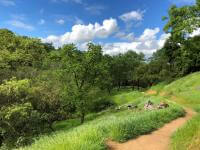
left=90, top=98, right=115, bottom=112
left=0, top=78, right=67, bottom=148
left=0, top=103, right=44, bottom=147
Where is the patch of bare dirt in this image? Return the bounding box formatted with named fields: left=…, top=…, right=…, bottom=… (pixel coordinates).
left=159, top=91, right=167, bottom=96
left=107, top=109, right=196, bottom=150
left=145, top=90, right=157, bottom=95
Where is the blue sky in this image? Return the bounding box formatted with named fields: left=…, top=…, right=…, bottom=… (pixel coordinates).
left=0, top=0, right=196, bottom=55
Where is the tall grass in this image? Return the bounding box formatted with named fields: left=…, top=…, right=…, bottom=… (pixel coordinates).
left=18, top=103, right=184, bottom=150
left=164, top=72, right=200, bottom=110
left=150, top=72, right=200, bottom=150
left=53, top=90, right=144, bottom=131
left=108, top=90, right=144, bottom=105
left=171, top=114, right=200, bottom=150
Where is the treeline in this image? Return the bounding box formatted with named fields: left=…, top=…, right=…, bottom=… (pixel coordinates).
left=0, top=29, right=167, bottom=148
left=1, top=0, right=200, bottom=148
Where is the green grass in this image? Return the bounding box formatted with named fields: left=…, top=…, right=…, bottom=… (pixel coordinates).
left=171, top=114, right=200, bottom=150
left=150, top=72, right=200, bottom=150
left=53, top=89, right=144, bottom=131
left=150, top=82, right=167, bottom=93
left=163, top=72, right=200, bottom=110
left=108, top=89, right=144, bottom=105
left=16, top=71, right=200, bottom=150
left=17, top=94, right=184, bottom=150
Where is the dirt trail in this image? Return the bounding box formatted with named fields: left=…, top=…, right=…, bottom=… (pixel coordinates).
left=107, top=90, right=196, bottom=150
left=107, top=108, right=196, bottom=150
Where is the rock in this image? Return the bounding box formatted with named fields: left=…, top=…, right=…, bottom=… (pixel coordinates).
left=115, top=106, right=121, bottom=111
left=157, top=102, right=169, bottom=109
left=127, top=105, right=132, bottom=109
left=127, top=104, right=138, bottom=109
left=144, top=100, right=154, bottom=110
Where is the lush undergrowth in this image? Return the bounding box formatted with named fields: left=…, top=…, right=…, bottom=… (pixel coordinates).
left=16, top=94, right=184, bottom=150
left=53, top=89, right=144, bottom=131
left=151, top=72, right=200, bottom=150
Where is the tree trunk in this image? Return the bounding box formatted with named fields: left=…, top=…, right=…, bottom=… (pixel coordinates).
left=108, top=88, right=111, bottom=94
left=137, top=79, right=140, bottom=90
left=118, top=81, right=121, bottom=91
left=132, top=81, right=134, bottom=90
left=80, top=112, right=85, bottom=124
left=0, top=135, right=3, bottom=147
left=48, top=123, right=55, bottom=131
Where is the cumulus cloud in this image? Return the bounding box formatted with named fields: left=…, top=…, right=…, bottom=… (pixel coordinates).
left=9, top=20, right=35, bottom=31
left=102, top=28, right=170, bottom=56
left=115, top=32, right=135, bottom=41
left=42, top=18, right=170, bottom=56
left=42, top=18, right=118, bottom=47
left=139, top=27, right=160, bottom=41
left=119, top=10, right=145, bottom=22
left=0, top=0, right=15, bottom=6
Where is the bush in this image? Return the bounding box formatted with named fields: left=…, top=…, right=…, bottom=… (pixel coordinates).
left=0, top=78, right=67, bottom=148
left=0, top=78, right=30, bottom=106
left=90, top=98, right=115, bottom=112
left=0, top=103, right=44, bottom=147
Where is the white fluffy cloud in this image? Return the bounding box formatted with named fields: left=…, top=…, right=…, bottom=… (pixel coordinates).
left=42, top=18, right=118, bottom=47
left=190, top=28, right=200, bottom=37
left=102, top=28, right=170, bottom=56
left=42, top=18, right=170, bottom=56
left=115, top=32, right=135, bottom=41
left=119, top=10, right=144, bottom=22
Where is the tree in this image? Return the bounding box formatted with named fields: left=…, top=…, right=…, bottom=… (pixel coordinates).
left=0, top=77, right=66, bottom=147
left=163, top=0, right=200, bottom=43
left=59, top=43, right=105, bottom=123
left=110, top=51, right=145, bottom=90
left=161, top=0, right=200, bottom=77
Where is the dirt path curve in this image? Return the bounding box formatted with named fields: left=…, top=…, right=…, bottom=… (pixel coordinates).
left=107, top=109, right=196, bottom=150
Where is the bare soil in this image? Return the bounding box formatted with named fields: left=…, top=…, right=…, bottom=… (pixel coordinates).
left=145, top=90, right=157, bottom=95
left=107, top=109, right=195, bottom=150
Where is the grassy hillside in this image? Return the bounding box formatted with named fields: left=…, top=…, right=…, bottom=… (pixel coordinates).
left=14, top=72, right=200, bottom=150
left=15, top=90, right=184, bottom=150
left=150, top=72, right=200, bottom=150
left=53, top=89, right=144, bottom=132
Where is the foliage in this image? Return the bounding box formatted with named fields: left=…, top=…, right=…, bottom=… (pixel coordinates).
left=1, top=1, right=200, bottom=147
left=17, top=100, right=184, bottom=150
left=159, top=0, right=200, bottom=77
left=171, top=114, right=200, bottom=150
left=150, top=72, right=200, bottom=150
left=0, top=77, right=66, bottom=148
left=58, top=43, right=113, bottom=123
